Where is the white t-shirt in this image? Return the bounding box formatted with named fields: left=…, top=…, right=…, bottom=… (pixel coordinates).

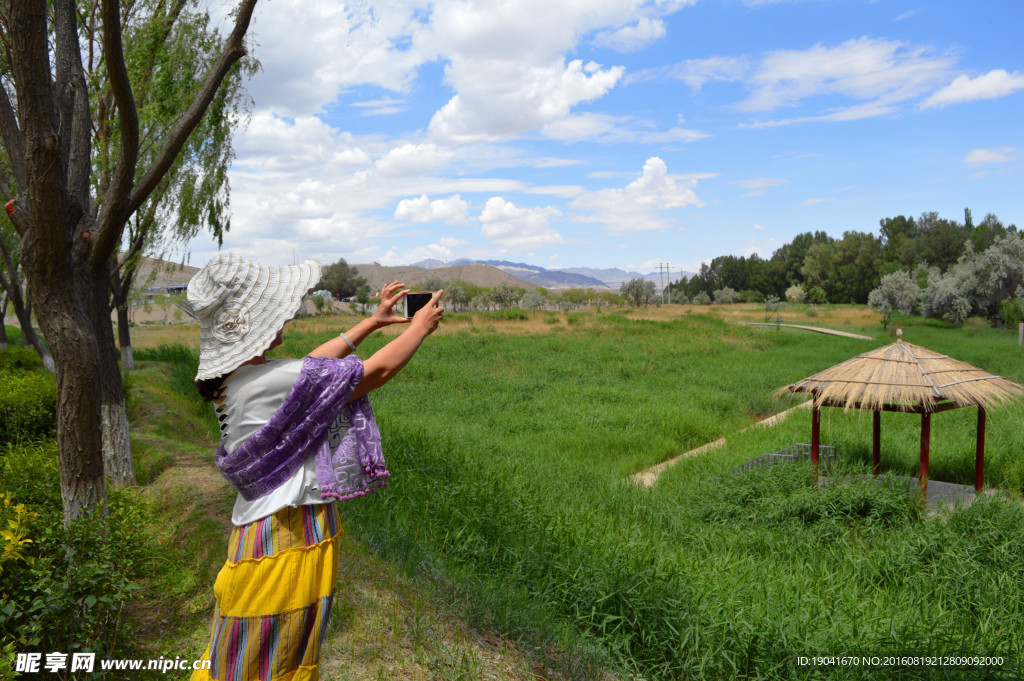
left=217, top=358, right=346, bottom=526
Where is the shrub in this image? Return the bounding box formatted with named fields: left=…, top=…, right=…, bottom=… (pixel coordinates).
left=785, top=284, right=806, bottom=304
left=0, top=372, right=57, bottom=444
left=739, top=289, right=764, bottom=303
left=712, top=287, right=741, bottom=304
left=999, top=296, right=1023, bottom=328
left=692, top=291, right=711, bottom=305
left=0, top=441, right=148, bottom=662
left=0, top=346, right=44, bottom=374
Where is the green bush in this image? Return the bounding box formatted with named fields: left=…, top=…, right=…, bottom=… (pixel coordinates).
left=484, top=308, right=529, bottom=321
left=999, top=296, right=1023, bottom=328
left=0, top=346, right=44, bottom=374
left=962, top=315, right=990, bottom=336
left=0, top=372, right=57, bottom=444
left=0, top=441, right=149, bottom=662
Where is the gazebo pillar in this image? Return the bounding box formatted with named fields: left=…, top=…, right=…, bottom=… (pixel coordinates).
left=872, top=410, right=881, bottom=477
left=920, top=411, right=931, bottom=498
left=976, top=407, right=986, bottom=492
left=811, top=403, right=821, bottom=471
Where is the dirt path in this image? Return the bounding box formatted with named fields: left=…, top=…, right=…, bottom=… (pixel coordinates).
left=741, top=322, right=873, bottom=339
left=631, top=401, right=812, bottom=487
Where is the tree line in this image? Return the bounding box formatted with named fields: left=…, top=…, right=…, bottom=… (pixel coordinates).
left=667, top=209, right=1018, bottom=309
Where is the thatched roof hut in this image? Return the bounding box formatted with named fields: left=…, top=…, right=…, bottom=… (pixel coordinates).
left=784, top=330, right=1024, bottom=411
left=779, top=330, right=1024, bottom=497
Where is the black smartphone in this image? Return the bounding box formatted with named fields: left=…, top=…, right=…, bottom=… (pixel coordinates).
left=404, top=292, right=433, bottom=318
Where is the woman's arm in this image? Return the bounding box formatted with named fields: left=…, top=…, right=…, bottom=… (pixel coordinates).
left=308, top=281, right=410, bottom=359
left=347, top=289, right=444, bottom=402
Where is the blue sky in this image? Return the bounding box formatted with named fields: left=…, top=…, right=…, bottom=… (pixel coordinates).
left=191, top=0, right=1024, bottom=277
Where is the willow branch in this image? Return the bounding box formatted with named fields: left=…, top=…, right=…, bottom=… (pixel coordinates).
left=91, top=0, right=140, bottom=267
left=126, top=0, right=256, bottom=218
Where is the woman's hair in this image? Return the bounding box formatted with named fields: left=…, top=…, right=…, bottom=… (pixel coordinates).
left=196, top=375, right=227, bottom=402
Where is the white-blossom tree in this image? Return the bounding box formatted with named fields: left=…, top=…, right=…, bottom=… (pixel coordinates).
left=867, top=270, right=920, bottom=329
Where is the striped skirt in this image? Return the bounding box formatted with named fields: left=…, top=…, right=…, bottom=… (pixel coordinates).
left=191, top=503, right=343, bottom=681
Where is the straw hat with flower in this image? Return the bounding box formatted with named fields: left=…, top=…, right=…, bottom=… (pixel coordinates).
left=182, top=252, right=321, bottom=381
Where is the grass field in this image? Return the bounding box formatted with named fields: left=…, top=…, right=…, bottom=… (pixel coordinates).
left=123, top=305, right=1024, bottom=679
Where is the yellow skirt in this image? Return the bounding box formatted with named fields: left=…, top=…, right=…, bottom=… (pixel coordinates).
left=191, top=503, right=342, bottom=681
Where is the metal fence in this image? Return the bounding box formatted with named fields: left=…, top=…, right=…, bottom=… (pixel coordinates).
left=723, top=443, right=837, bottom=477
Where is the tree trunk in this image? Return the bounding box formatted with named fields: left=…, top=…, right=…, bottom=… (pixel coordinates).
left=1, top=294, right=7, bottom=350
left=10, top=279, right=55, bottom=372
left=117, top=304, right=134, bottom=371
left=23, top=247, right=109, bottom=525
left=89, top=259, right=136, bottom=489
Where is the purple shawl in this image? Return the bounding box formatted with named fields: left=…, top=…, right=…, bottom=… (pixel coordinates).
left=215, top=355, right=389, bottom=502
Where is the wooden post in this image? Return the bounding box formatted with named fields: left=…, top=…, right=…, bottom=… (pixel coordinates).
left=872, top=410, right=881, bottom=477
left=976, top=407, right=986, bottom=492
left=920, top=411, right=931, bottom=498
left=811, top=403, right=821, bottom=475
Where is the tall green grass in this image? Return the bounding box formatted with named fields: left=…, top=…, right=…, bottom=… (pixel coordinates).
left=326, top=315, right=1024, bottom=679
left=133, top=316, right=1024, bottom=679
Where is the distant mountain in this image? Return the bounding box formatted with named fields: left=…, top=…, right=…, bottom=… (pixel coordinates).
left=561, top=266, right=646, bottom=287
left=354, top=263, right=536, bottom=291
left=473, top=260, right=610, bottom=289
left=413, top=258, right=611, bottom=289
left=406, top=258, right=695, bottom=291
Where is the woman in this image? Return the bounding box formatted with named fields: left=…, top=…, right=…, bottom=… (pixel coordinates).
left=183, top=252, right=443, bottom=681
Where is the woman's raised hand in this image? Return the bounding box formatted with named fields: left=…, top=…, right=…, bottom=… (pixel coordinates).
left=411, top=289, right=444, bottom=336
left=370, top=281, right=411, bottom=327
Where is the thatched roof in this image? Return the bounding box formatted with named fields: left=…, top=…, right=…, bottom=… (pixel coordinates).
left=781, top=331, right=1024, bottom=412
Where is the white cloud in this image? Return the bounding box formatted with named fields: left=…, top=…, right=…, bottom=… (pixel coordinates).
left=964, top=147, right=1016, bottom=167
left=353, top=97, right=407, bottom=115
left=800, top=197, right=836, bottom=206
left=429, top=58, right=624, bottom=143
left=570, top=157, right=703, bottom=232
left=630, top=56, right=749, bottom=89
left=375, top=143, right=456, bottom=177
left=731, top=177, right=787, bottom=196
left=893, top=9, right=920, bottom=21
left=753, top=223, right=765, bottom=230
left=478, top=197, right=564, bottom=249
left=524, top=185, right=587, bottom=199
left=920, top=70, right=1024, bottom=109
left=394, top=194, right=470, bottom=223
left=739, top=100, right=902, bottom=128
left=532, top=157, right=584, bottom=168
left=378, top=237, right=469, bottom=266
left=739, top=38, right=953, bottom=113
left=239, top=1, right=429, bottom=117
left=638, top=38, right=955, bottom=126
left=593, top=17, right=666, bottom=53
left=236, top=113, right=373, bottom=172
left=541, top=112, right=709, bottom=144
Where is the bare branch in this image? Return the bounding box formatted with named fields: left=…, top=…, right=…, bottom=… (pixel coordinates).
left=91, top=0, right=140, bottom=267
left=126, top=0, right=257, bottom=218
left=0, top=83, right=25, bottom=188
left=8, top=2, right=63, bottom=245
left=52, top=0, right=92, bottom=204
left=0, top=162, right=12, bottom=201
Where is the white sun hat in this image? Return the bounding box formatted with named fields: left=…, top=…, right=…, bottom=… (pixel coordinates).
left=184, top=253, right=322, bottom=381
